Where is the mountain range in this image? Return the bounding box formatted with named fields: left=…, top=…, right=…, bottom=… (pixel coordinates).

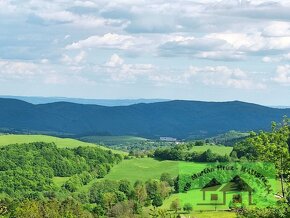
left=0, top=98, right=289, bottom=139
left=0, top=96, right=169, bottom=106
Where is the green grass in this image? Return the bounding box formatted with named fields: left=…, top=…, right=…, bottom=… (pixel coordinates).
left=73, top=158, right=208, bottom=193
left=188, top=211, right=236, bottom=218
left=103, top=158, right=208, bottom=183
left=76, top=158, right=179, bottom=192
left=80, top=135, right=148, bottom=146
left=0, top=134, right=127, bottom=155
left=190, top=145, right=233, bottom=156
left=104, top=158, right=179, bottom=183
left=53, top=177, right=70, bottom=187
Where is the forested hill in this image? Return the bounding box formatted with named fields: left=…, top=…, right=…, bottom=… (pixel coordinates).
left=0, top=98, right=290, bottom=139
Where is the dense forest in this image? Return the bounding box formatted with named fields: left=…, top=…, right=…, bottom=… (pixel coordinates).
left=1, top=98, right=290, bottom=138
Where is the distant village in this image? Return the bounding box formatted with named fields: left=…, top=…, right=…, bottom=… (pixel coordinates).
left=159, top=137, right=178, bottom=142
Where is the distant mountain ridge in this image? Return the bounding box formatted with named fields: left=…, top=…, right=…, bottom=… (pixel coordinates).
left=0, top=95, right=169, bottom=106
left=0, top=98, right=289, bottom=139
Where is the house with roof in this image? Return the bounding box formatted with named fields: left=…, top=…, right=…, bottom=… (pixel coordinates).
left=197, top=176, right=255, bottom=207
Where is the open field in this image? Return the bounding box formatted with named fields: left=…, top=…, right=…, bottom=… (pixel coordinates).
left=103, top=158, right=208, bottom=183
left=190, top=145, right=233, bottom=156
left=80, top=135, right=148, bottom=146
left=53, top=177, right=70, bottom=187
left=0, top=134, right=127, bottom=155
left=105, top=158, right=180, bottom=183
left=181, top=211, right=237, bottom=218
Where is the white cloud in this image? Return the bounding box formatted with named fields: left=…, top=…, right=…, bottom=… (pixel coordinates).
left=263, top=21, right=290, bottom=37
left=0, top=0, right=16, bottom=14
left=262, top=52, right=290, bottom=63
left=158, top=31, right=290, bottom=60
left=61, top=51, right=86, bottom=65
left=73, top=1, right=98, bottom=8
left=185, top=66, right=266, bottom=89
left=104, top=53, right=124, bottom=67
left=0, top=60, right=39, bottom=79
left=36, top=10, right=112, bottom=28
left=102, top=55, right=266, bottom=89
left=2, top=0, right=290, bottom=103
left=37, top=11, right=76, bottom=23
left=104, top=54, right=155, bottom=81
left=66, top=33, right=150, bottom=51
left=272, top=65, right=290, bottom=86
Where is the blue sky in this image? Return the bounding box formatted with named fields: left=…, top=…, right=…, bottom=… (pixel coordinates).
left=0, top=0, right=290, bottom=105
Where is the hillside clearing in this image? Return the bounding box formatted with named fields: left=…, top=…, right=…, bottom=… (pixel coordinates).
left=0, top=134, right=126, bottom=155
left=190, top=145, right=233, bottom=156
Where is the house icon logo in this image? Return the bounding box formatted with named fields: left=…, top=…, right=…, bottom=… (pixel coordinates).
left=197, top=175, right=255, bottom=207
left=178, top=162, right=276, bottom=210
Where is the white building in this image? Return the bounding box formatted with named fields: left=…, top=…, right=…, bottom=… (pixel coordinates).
left=160, top=137, right=177, bottom=142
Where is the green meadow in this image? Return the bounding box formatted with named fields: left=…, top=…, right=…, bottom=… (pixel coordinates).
left=0, top=134, right=127, bottom=155
left=190, top=145, right=233, bottom=156
left=105, top=158, right=180, bottom=183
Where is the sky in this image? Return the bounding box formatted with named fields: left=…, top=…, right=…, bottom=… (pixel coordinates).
left=0, top=0, right=290, bottom=105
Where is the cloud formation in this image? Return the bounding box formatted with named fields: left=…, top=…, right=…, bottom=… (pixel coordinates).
left=0, top=0, right=289, bottom=104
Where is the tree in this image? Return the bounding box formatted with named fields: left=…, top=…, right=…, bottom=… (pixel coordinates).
left=152, top=195, right=163, bottom=208
left=102, top=192, right=117, bottom=209
left=195, top=141, right=204, bottom=146
left=145, top=180, right=160, bottom=199
left=183, top=203, right=193, bottom=214
left=134, top=181, right=147, bottom=205
left=0, top=203, right=8, bottom=216
left=230, top=150, right=238, bottom=161
left=170, top=199, right=180, bottom=214
left=63, top=175, right=82, bottom=192
left=200, top=149, right=215, bottom=162
left=108, top=201, right=134, bottom=218
left=119, top=180, right=132, bottom=197
left=233, top=117, right=290, bottom=198
left=160, top=173, right=174, bottom=186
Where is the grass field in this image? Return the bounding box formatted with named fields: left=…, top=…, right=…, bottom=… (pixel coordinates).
left=105, top=158, right=180, bottom=183
left=179, top=211, right=237, bottom=218
left=190, top=145, right=233, bottom=156
left=53, top=177, right=70, bottom=187
left=80, top=135, right=148, bottom=146
left=0, top=134, right=127, bottom=155
left=104, top=158, right=210, bottom=183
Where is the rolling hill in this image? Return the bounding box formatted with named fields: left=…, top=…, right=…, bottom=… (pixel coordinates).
left=0, top=134, right=126, bottom=154
left=0, top=98, right=289, bottom=139
left=0, top=95, right=169, bottom=106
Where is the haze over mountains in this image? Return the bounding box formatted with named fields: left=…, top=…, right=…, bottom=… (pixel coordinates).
left=0, top=98, right=289, bottom=139
left=0, top=96, right=169, bottom=106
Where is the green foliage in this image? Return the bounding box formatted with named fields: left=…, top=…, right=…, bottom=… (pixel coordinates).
left=119, top=180, right=133, bottom=198
left=237, top=201, right=290, bottom=218
left=183, top=203, right=193, bottom=213
left=160, top=173, right=174, bottom=186
left=0, top=142, right=121, bottom=199
left=152, top=195, right=163, bottom=207
left=170, top=199, right=180, bottom=213
left=205, top=131, right=250, bottom=146
left=107, top=200, right=135, bottom=217
left=233, top=117, right=290, bottom=196
left=154, top=145, right=231, bottom=162
left=17, top=198, right=93, bottom=218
